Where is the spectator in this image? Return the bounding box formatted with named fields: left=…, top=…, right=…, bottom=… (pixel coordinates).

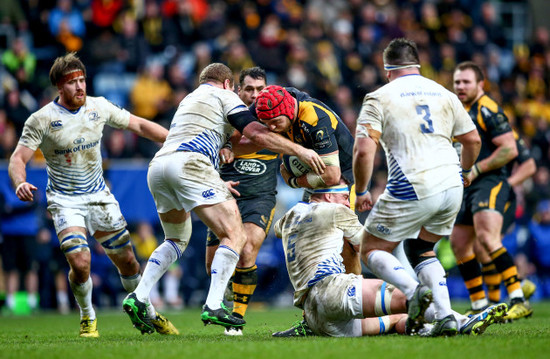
left=1, top=37, right=37, bottom=92
left=0, top=173, right=40, bottom=314
left=129, top=60, right=172, bottom=121
left=527, top=200, right=550, bottom=297
left=48, top=0, right=86, bottom=52
left=116, top=11, right=150, bottom=73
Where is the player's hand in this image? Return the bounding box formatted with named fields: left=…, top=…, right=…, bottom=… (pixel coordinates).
left=15, top=182, right=37, bottom=202
left=220, top=147, right=234, bottom=164
left=297, top=148, right=325, bottom=175
left=225, top=180, right=240, bottom=197
left=355, top=191, right=373, bottom=212
left=463, top=164, right=480, bottom=187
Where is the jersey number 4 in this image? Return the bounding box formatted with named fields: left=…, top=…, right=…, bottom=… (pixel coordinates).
left=417, top=105, right=434, bottom=134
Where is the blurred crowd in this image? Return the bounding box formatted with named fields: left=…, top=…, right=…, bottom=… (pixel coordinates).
left=1, top=0, right=550, bottom=313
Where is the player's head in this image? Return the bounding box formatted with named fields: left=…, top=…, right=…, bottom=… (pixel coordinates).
left=383, top=38, right=420, bottom=77
left=199, top=63, right=234, bottom=89
left=255, top=85, right=296, bottom=134
left=238, top=67, right=267, bottom=106
left=50, top=52, right=87, bottom=109
left=453, top=61, right=485, bottom=106
left=310, top=184, right=350, bottom=208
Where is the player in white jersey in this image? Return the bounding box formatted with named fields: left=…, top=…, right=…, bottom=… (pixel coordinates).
left=276, top=183, right=505, bottom=337
left=353, top=38, right=482, bottom=336
left=8, top=53, right=177, bottom=337
left=122, top=63, right=325, bottom=332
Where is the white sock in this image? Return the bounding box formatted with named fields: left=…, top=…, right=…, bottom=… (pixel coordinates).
left=134, top=240, right=179, bottom=302
left=415, top=257, right=452, bottom=319
left=425, top=304, right=466, bottom=325
left=472, top=298, right=489, bottom=310
left=164, top=272, right=180, bottom=303
left=6, top=293, right=15, bottom=310
left=367, top=250, right=418, bottom=300
left=120, top=273, right=141, bottom=293
left=509, top=288, right=524, bottom=300
left=27, top=292, right=38, bottom=309
left=57, top=290, right=69, bottom=307
left=69, top=276, right=95, bottom=319
left=205, top=245, right=239, bottom=309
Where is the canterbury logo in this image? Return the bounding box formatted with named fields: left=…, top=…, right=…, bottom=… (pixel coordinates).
left=202, top=189, right=215, bottom=199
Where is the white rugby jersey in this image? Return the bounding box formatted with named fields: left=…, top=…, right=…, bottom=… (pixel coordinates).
left=274, top=202, right=364, bottom=308
left=18, top=96, right=130, bottom=195
left=357, top=74, right=476, bottom=200
left=154, top=84, right=248, bottom=168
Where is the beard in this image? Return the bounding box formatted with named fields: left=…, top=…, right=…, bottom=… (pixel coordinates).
left=63, top=91, right=86, bottom=110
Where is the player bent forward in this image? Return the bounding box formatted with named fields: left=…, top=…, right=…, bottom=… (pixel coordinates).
left=8, top=53, right=176, bottom=337
left=275, top=184, right=507, bottom=337
left=122, top=63, right=325, bottom=333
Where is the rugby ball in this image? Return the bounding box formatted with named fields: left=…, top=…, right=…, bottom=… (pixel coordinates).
left=282, top=155, right=311, bottom=177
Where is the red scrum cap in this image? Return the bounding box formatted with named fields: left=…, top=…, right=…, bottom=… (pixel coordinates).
left=255, top=85, right=296, bottom=121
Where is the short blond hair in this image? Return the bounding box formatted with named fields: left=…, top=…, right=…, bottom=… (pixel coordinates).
left=199, top=63, right=234, bottom=88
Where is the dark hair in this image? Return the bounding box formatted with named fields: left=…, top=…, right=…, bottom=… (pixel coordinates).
left=199, top=63, right=234, bottom=87
left=49, top=52, right=86, bottom=86
left=383, top=38, right=420, bottom=66
left=239, top=67, right=267, bottom=87
left=455, top=61, right=485, bottom=82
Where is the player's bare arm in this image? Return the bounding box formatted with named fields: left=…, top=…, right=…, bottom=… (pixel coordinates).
left=352, top=135, right=377, bottom=212
left=8, top=145, right=38, bottom=202
left=471, top=131, right=518, bottom=180
left=242, top=121, right=325, bottom=175
left=294, top=153, right=342, bottom=188
left=508, top=157, right=536, bottom=187
left=454, top=129, right=482, bottom=186
left=230, top=130, right=263, bottom=156
left=126, top=114, right=169, bottom=143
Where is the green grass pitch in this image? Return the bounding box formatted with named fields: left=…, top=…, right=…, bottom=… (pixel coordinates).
left=1, top=301, right=549, bottom=359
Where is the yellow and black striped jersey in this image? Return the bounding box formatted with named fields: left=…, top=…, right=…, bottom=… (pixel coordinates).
left=466, top=94, right=513, bottom=178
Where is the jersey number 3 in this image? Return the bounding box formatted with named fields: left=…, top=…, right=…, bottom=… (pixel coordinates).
left=417, top=105, right=434, bottom=134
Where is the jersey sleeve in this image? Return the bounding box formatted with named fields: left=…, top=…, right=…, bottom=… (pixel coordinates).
left=357, top=92, right=383, bottom=134
left=516, top=136, right=533, bottom=164
left=101, top=97, right=131, bottom=129
left=481, top=106, right=512, bottom=138
left=307, top=121, right=339, bottom=155
left=221, top=90, right=249, bottom=117
left=274, top=217, right=284, bottom=238
left=18, top=114, right=44, bottom=151
left=334, top=205, right=363, bottom=246
left=451, top=95, right=476, bottom=136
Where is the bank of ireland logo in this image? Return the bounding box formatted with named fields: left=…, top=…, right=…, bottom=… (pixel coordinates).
left=202, top=189, right=215, bottom=199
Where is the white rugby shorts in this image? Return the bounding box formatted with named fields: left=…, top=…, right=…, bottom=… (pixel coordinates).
left=147, top=151, right=234, bottom=213
left=304, top=273, right=364, bottom=337
left=365, top=186, right=463, bottom=241
left=47, top=188, right=127, bottom=235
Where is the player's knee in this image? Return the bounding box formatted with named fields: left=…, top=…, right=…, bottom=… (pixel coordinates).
left=167, top=238, right=189, bottom=255
left=66, top=253, right=91, bottom=278
left=404, top=238, right=435, bottom=268
left=161, top=217, right=192, bottom=245
left=156, top=219, right=192, bottom=260
left=96, top=228, right=132, bottom=254
left=59, top=231, right=89, bottom=254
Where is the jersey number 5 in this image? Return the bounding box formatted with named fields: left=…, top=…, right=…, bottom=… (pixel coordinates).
left=417, top=105, right=434, bottom=134
left=286, top=234, right=297, bottom=262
